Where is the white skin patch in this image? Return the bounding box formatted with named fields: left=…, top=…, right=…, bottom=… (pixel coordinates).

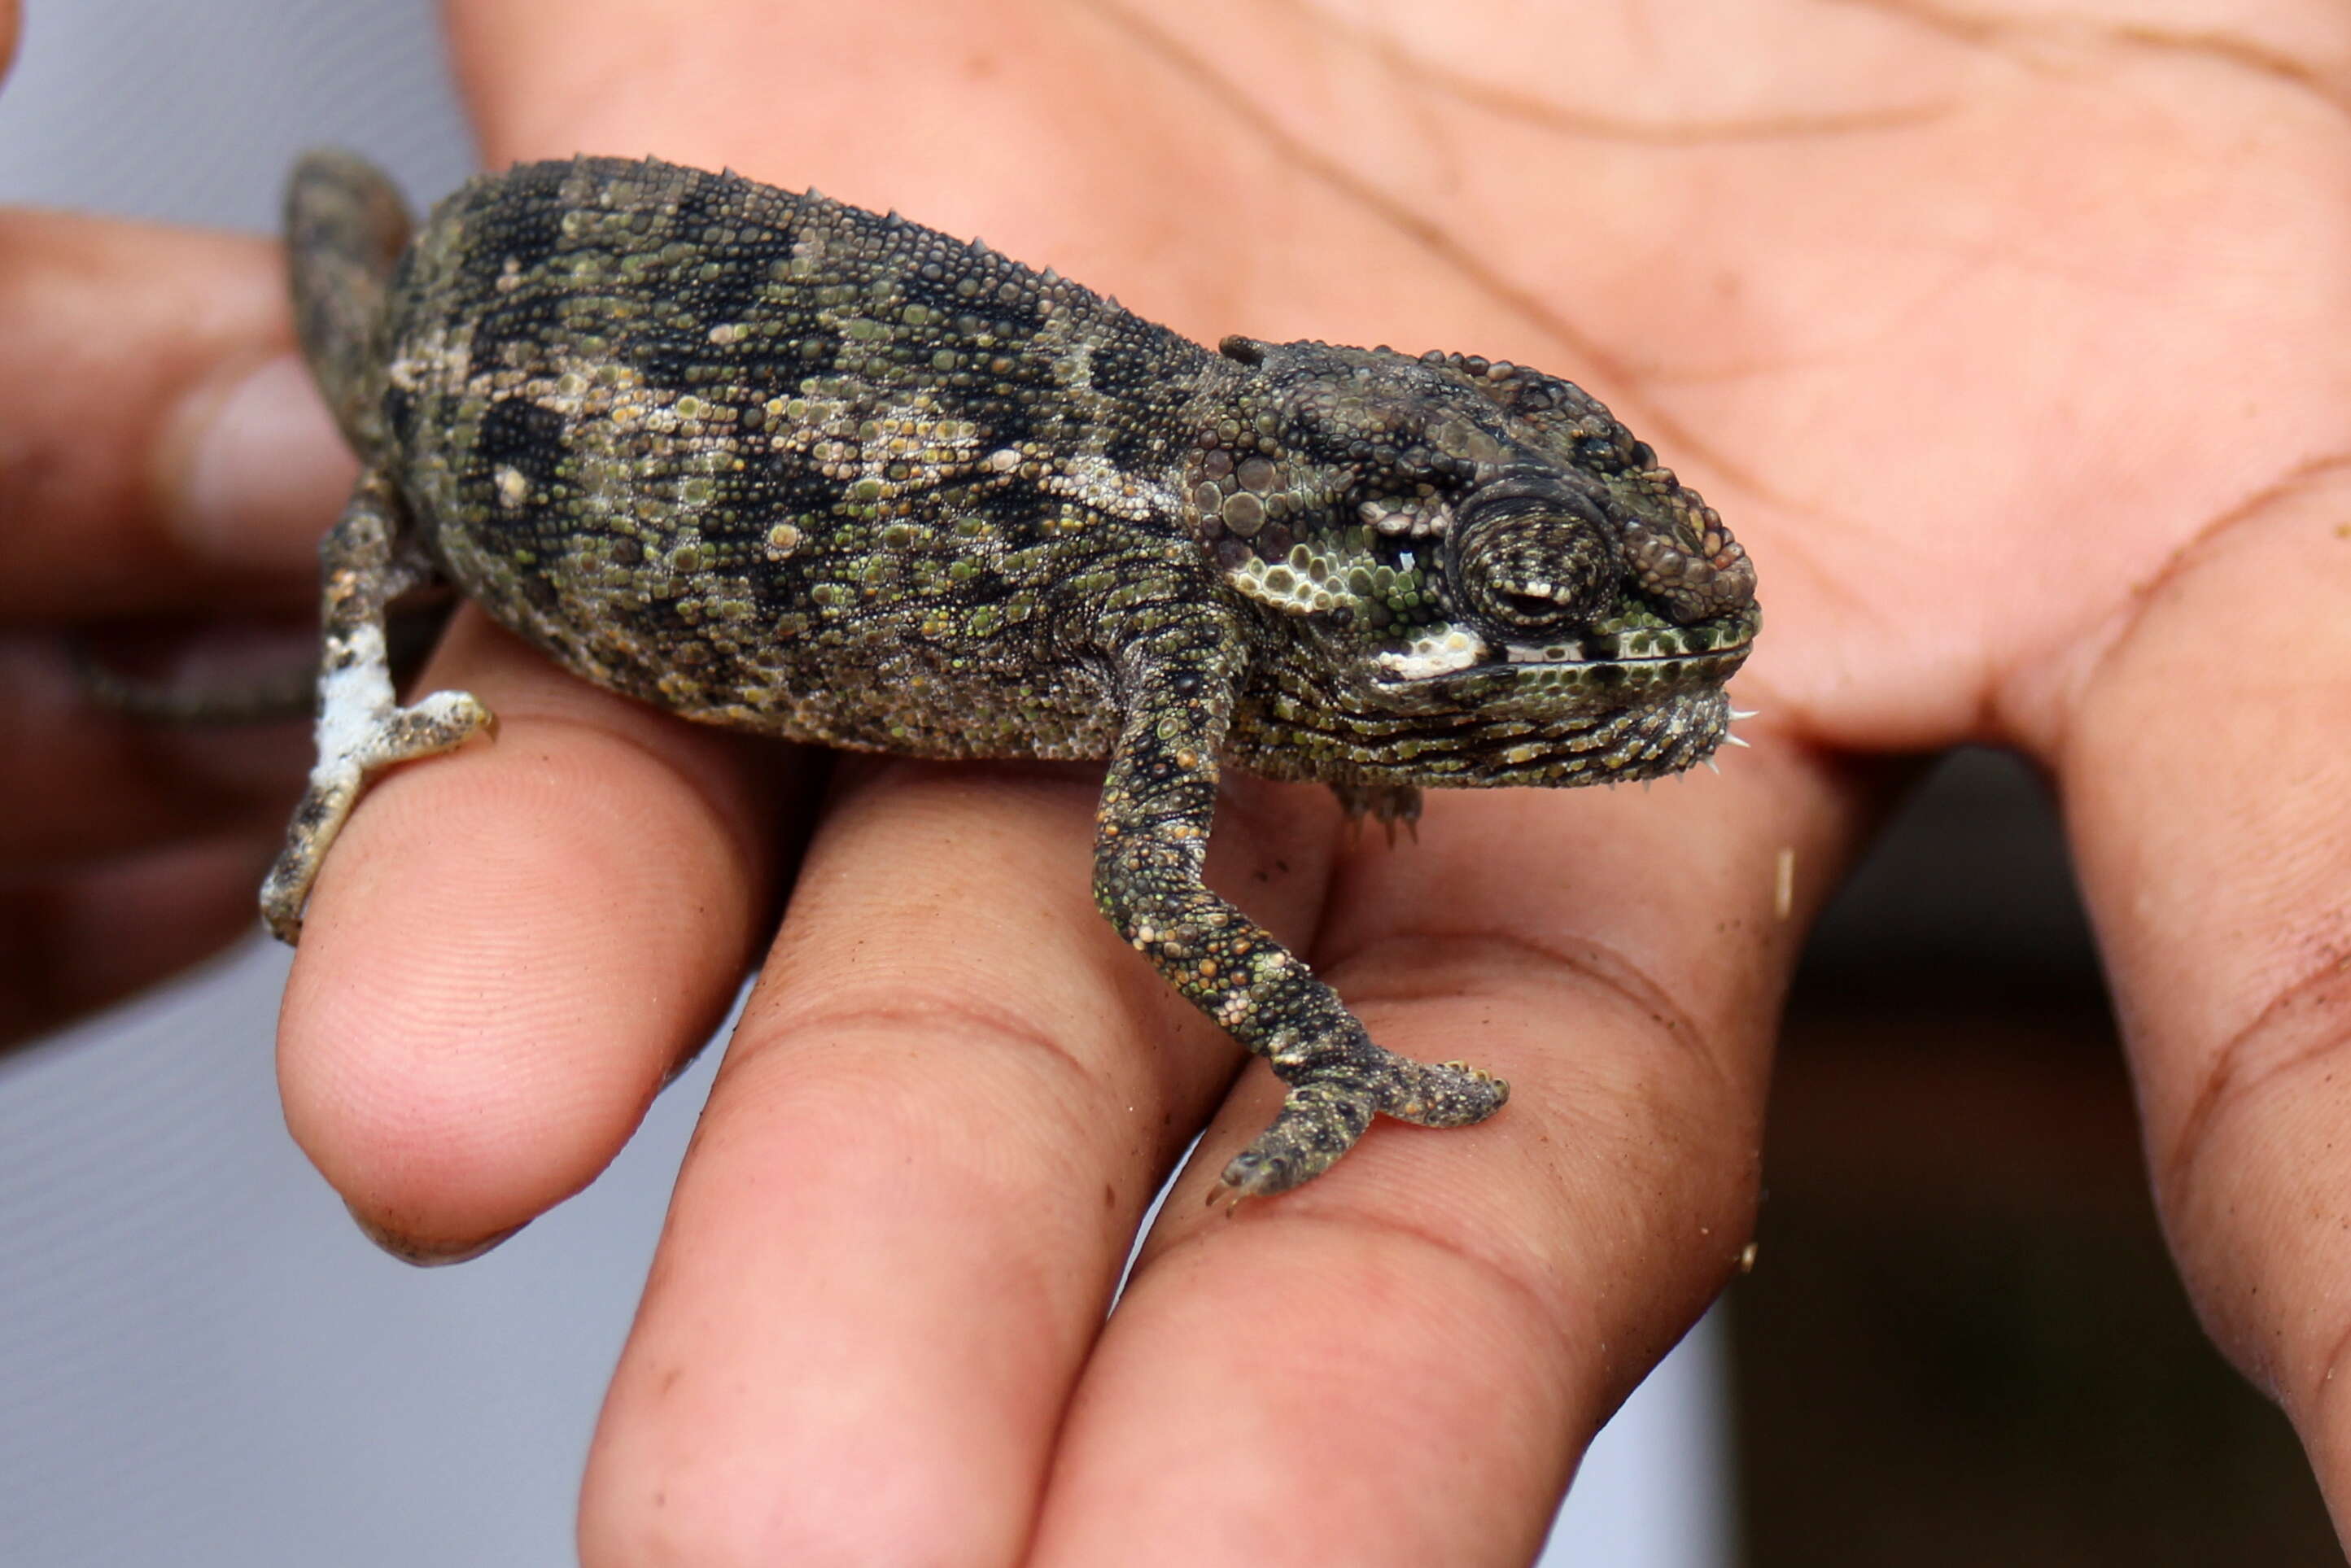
left=1503, top=639, right=1588, bottom=664
left=1045, top=452, right=1178, bottom=522
left=311, top=622, right=397, bottom=788
left=309, top=624, right=485, bottom=790
left=1374, top=625, right=1487, bottom=680
left=387, top=323, right=473, bottom=395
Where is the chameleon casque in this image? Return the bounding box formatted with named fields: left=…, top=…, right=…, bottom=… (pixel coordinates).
left=262, top=150, right=1760, bottom=1198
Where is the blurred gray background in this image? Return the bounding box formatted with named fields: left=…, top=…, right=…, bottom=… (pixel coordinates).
left=0, top=3, right=1733, bottom=1563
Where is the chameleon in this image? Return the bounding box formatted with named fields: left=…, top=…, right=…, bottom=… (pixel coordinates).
left=261, top=149, right=1760, bottom=1199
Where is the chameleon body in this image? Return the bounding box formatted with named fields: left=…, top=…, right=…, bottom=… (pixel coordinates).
left=263, top=151, right=1759, bottom=1197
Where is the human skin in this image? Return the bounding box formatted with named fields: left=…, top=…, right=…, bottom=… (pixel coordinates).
left=10, top=0, right=2351, bottom=1561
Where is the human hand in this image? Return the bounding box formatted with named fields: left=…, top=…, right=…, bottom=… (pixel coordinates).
left=0, top=0, right=373, bottom=1046
left=272, top=1, right=2351, bottom=1561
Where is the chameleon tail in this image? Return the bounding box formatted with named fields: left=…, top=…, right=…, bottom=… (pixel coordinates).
left=285, top=149, right=411, bottom=456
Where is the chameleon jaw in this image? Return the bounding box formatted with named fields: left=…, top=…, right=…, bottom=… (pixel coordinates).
left=1366, top=602, right=1761, bottom=697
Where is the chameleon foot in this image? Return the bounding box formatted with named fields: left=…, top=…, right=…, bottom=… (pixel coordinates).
left=1216, top=1059, right=1510, bottom=1198
left=260, top=682, right=492, bottom=942
left=262, top=469, right=492, bottom=944
left=1380, top=1058, right=1511, bottom=1129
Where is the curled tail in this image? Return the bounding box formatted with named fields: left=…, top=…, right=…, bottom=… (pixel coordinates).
left=285, top=149, right=412, bottom=456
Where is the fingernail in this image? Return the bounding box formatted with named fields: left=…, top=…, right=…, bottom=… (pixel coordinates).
left=346, top=1202, right=529, bottom=1268
left=167, top=354, right=356, bottom=574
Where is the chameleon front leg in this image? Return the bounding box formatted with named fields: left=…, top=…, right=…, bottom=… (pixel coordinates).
left=259, top=469, right=492, bottom=943
left=1092, top=641, right=1509, bottom=1198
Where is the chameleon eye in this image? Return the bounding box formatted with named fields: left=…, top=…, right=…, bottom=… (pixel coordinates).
left=1446, top=474, right=1619, bottom=634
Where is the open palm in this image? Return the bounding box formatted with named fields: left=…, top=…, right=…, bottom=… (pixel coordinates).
left=14, top=1, right=2351, bottom=1561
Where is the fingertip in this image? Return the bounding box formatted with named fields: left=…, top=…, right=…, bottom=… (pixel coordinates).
left=162, top=352, right=356, bottom=576
left=276, top=650, right=776, bottom=1250
left=345, top=1203, right=528, bottom=1268
left=0, top=212, right=308, bottom=615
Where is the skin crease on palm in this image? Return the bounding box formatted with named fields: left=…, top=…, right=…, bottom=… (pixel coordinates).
left=7, top=0, right=2351, bottom=1558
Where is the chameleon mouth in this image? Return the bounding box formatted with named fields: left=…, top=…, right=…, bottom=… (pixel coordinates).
left=1370, top=602, right=1761, bottom=691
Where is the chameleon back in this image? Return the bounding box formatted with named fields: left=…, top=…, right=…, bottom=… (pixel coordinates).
left=369, top=155, right=1232, bottom=759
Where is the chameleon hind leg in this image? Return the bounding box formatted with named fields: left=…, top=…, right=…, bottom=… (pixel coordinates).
left=260, top=470, right=492, bottom=943
left=1092, top=644, right=1508, bottom=1199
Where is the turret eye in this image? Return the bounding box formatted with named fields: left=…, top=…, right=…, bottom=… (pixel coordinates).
left=1447, top=475, right=1619, bottom=635
left=1489, top=584, right=1580, bottom=628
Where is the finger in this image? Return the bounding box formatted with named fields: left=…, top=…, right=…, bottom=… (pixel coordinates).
left=1029, top=736, right=1854, bottom=1565
left=0, top=634, right=308, bottom=867
left=575, top=763, right=1339, bottom=1566
left=0, top=826, right=279, bottom=1048
left=2056, top=464, right=2351, bottom=1536
left=274, top=609, right=786, bottom=1258
left=0, top=211, right=351, bottom=618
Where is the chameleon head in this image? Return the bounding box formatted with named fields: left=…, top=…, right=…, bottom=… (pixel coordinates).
left=1195, top=338, right=1760, bottom=789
